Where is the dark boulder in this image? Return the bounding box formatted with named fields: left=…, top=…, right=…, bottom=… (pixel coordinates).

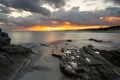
left=0, top=29, right=34, bottom=80
left=66, top=39, right=72, bottom=42
left=0, top=29, right=11, bottom=47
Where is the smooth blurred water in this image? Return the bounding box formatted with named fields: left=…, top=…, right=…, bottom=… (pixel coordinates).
left=8, top=31, right=120, bottom=50
left=7, top=31, right=120, bottom=44
left=8, top=31, right=70, bottom=44
left=7, top=31, right=120, bottom=80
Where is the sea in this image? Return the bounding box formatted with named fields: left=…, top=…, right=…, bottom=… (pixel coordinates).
left=7, top=31, right=120, bottom=80
left=8, top=31, right=120, bottom=50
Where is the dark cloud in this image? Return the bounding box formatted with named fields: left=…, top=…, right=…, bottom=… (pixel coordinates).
left=52, top=7, right=98, bottom=25
left=6, top=14, right=50, bottom=27
left=0, top=0, right=67, bottom=28
left=52, top=6, right=120, bottom=25
left=0, top=15, right=9, bottom=23
left=0, top=0, right=120, bottom=30
left=44, top=0, right=66, bottom=8
left=0, top=0, right=51, bottom=16
left=0, top=5, right=11, bottom=24
left=104, top=0, right=120, bottom=5
left=106, top=7, right=120, bottom=16
left=0, top=6, right=10, bottom=13
left=0, top=0, right=67, bottom=16
left=2, top=6, right=120, bottom=28
left=111, top=0, right=120, bottom=4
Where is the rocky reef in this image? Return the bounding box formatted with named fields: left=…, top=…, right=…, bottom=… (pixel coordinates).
left=0, top=29, right=34, bottom=80
left=52, top=44, right=120, bottom=80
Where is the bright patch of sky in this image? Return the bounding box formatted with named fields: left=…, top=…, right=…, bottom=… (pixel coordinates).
left=8, top=8, right=32, bottom=18
left=64, top=0, right=111, bottom=11
left=6, top=0, right=120, bottom=18
left=42, top=0, right=119, bottom=12
left=42, top=4, right=59, bottom=12
left=0, top=4, right=5, bottom=7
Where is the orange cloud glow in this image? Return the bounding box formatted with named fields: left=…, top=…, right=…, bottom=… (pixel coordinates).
left=24, top=22, right=100, bottom=31
left=103, top=16, right=120, bottom=22
left=12, top=19, right=118, bottom=31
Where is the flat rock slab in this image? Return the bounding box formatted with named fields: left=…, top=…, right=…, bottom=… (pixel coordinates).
left=56, top=45, right=120, bottom=80
left=0, top=45, right=33, bottom=80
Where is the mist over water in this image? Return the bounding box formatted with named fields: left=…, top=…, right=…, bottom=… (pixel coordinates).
left=8, top=31, right=120, bottom=50
left=8, top=31, right=120, bottom=43
left=8, top=32, right=70, bottom=44
left=7, top=31, right=120, bottom=80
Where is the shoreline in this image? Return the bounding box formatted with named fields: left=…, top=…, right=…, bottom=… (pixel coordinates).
left=6, top=42, right=120, bottom=80
left=0, top=30, right=120, bottom=80
left=0, top=45, right=34, bottom=80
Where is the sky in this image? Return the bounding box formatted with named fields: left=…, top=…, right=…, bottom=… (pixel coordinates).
left=0, top=0, right=120, bottom=31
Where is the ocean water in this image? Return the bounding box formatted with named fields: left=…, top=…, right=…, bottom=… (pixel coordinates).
left=7, top=31, right=120, bottom=80
left=8, top=31, right=120, bottom=49
left=8, top=31, right=70, bottom=44
left=8, top=31, right=120, bottom=43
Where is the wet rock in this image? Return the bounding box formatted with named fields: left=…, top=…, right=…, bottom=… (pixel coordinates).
left=88, top=38, right=112, bottom=43
left=0, top=45, right=34, bottom=80
left=88, top=38, right=103, bottom=43
left=66, top=39, right=72, bottom=42
left=58, top=45, right=120, bottom=80
left=51, top=54, right=62, bottom=59
left=40, top=43, right=50, bottom=47
left=31, top=66, right=51, bottom=72
left=0, top=29, right=11, bottom=47
left=99, top=50, right=120, bottom=67
left=0, top=30, right=34, bottom=80
left=61, top=48, right=65, bottom=52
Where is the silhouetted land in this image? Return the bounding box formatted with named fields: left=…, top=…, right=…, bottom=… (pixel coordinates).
left=83, top=25, right=120, bottom=31
left=51, top=25, right=120, bottom=32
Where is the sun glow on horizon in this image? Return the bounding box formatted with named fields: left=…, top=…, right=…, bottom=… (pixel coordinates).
left=10, top=16, right=120, bottom=32
left=15, top=25, right=100, bottom=31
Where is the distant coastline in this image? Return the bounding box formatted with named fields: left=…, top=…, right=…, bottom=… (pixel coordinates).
left=53, top=25, right=120, bottom=32
left=85, top=25, right=120, bottom=31
left=68, top=25, right=120, bottom=32
left=2, top=25, right=120, bottom=32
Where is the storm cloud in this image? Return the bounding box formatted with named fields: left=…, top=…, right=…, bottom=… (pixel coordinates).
left=44, top=0, right=66, bottom=8
left=52, top=6, right=120, bottom=25
left=106, top=7, right=120, bottom=15
left=0, top=0, right=50, bottom=16
left=104, top=0, right=120, bottom=5
left=0, top=0, right=67, bottom=28
left=6, top=6, right=120, bottom=28
left=0, top=0, right=67, bottom=16
left=0, top=0, right=120, bottom=31
left=0, top=6, right=10, bottom=13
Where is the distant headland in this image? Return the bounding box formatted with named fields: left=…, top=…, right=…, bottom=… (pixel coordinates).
left=81, top=25, right=120, bottom=31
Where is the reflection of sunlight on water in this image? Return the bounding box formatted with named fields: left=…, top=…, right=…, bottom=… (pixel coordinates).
left=44, top=32, right=70, bottom=43
left=10, top=32, right=24, bottom=40
left=9, top=32, right=120, bottom=80
left=9, top=32, right=33, bottom=44
left=9, top=32, right=71, bottom=44
left=8, top=32, right=120, bottom=49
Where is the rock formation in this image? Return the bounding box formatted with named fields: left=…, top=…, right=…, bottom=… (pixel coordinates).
left=0, top=29, right=11, bottom=47
left=52, top=45, right=120, bottom=80
left=0, top=29, right=34, bottom=80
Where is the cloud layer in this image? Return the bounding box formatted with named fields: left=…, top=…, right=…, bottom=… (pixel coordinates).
left=0, top=0, right=120, bottom=31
